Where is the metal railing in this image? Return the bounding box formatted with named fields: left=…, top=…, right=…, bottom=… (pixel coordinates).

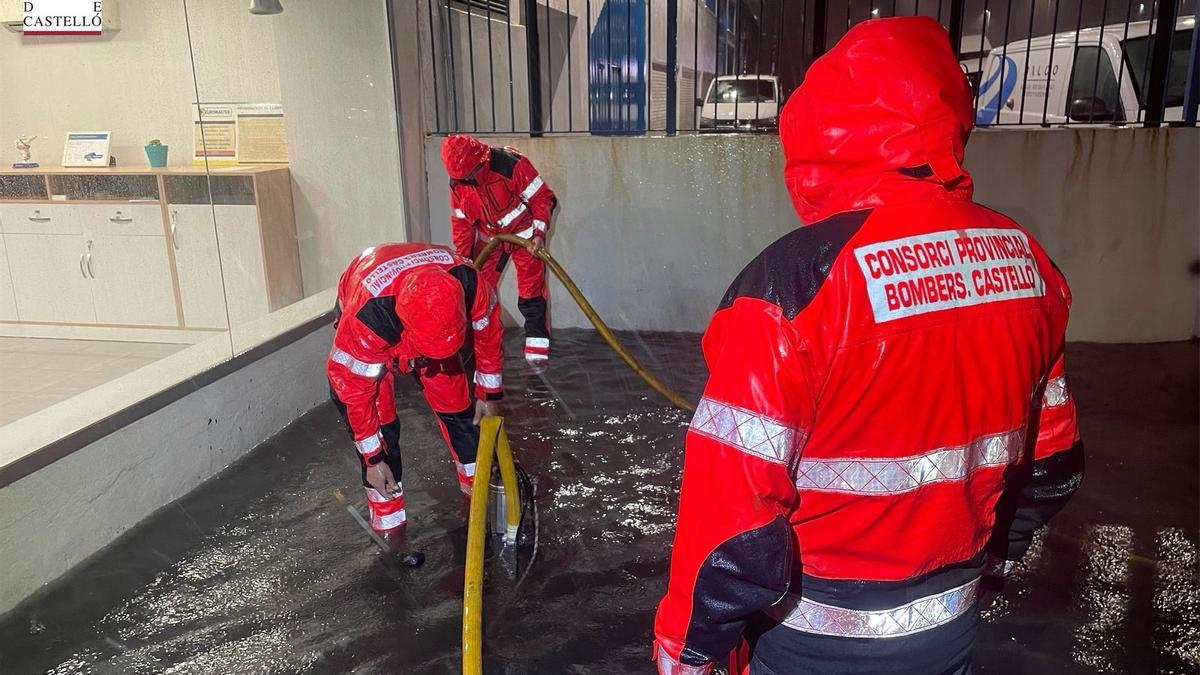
left=416, top=0, right=1200, bottom=135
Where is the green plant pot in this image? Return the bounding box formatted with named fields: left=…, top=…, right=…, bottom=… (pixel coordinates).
left=144, top=144, right=168, bottom=167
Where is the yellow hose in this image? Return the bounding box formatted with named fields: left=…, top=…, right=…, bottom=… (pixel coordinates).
left=474, top=234, right=696, bottom=413
left=463, top=416, right=523, bottom=675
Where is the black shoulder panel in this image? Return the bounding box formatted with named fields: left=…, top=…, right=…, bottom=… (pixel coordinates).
left=448, top=264, right=478, bottom=315
left=355, top=296, right=403, bottom=345
left=718, top=209, right=871, bottom=320
left=488, top=147, right=521, bottom=179
left=680, top=515, right=793, bottom=665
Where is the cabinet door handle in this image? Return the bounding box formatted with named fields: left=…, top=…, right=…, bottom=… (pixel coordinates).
left=109, top=214, right=134, bottom=223
left=85, top=240, right=95, bottom=278
left=170, top=210, right=180, bottom=250
left=79, top=254, right=87, bottom=279
left=28, top=215, right=51, bottom=223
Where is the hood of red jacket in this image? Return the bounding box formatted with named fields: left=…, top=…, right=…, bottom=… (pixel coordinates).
left=780, top=16, right=976, bottom=224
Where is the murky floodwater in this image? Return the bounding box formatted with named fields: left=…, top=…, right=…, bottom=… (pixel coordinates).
left=0, top=332, right=1195, bottom=674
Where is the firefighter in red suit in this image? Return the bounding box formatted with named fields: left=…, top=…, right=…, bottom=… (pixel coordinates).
left=654, top=17, right=1083, bottom=675
left=326, top=243, right=503, bottom=535
left=442, top=134, right=557, bottom=364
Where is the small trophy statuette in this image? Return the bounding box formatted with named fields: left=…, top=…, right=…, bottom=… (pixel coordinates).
left=13, top=135, right=39, bottom=169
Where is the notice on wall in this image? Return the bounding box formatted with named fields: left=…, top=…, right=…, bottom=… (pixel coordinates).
left=193, top=104, right=238, bottom=166
left=192, top=103, right=288, bottom=166
left=61, top=131, right=111, bottom=167
left=235, top=103, right=288, bottom=164
left=854, top=228, right=1046, bottom=323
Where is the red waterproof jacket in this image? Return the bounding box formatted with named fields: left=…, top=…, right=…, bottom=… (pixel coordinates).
left=449, top=146, right=557, bottom=258
left=326, top=243, right=503, bottom=461
left=654, top=17, right=1082, bottom=673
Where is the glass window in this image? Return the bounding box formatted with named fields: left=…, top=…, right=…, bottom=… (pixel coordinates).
left=1123, top=29, right=1192, bottom=109
left=1067, top=46, right=1124, bottom=121
left=707, top=79, right=776, bottom=103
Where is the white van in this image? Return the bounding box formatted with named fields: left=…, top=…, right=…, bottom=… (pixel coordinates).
left=697, top=75, right=781, bottom=132
left=975, top=15, right=1196, bottom=125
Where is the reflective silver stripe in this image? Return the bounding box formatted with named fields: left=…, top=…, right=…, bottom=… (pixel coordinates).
left=689, top=396, right=801, bottom=465
left=532, top=219, right=548, bottom=232
left=453, top=208, right=466, bottom=219
left=515, top=224, right=536, bottom=238
left=520, top=175, right=544, bottom=201
left=456, top=461, right=477, bottom=478
left=769, top=578, right=980, bottom=639
left=794, top=428, right=1024, bottom=496
left=330, top=347, right=385, bottom=378
left=355, top=432, right=383, bottom=456
left=1043, top=375, right=1069, bottom=408
left=365, top=486, right=403, bottom=504
left=474, top=372, right=502, bottom=389
left=525, top=337, right=550, bottom=349
left=371, top=509, right=407, bottom=530
left=472, top=316, right=490, bottom=330
left=497, top=202, right=528, bottom=228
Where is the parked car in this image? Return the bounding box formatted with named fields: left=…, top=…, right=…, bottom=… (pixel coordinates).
left=975, top=15, right=1196, bottom=125
left=697, top=75, right=780, bottom=132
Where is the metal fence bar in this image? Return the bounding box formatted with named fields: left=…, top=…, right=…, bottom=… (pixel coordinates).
left=1146, top=0, right=1182, bottom=125
left=948, top=0, right=964, bottom=55
left=649, top=0, right=654, bottom=130
left=427, top=0, right=442, bottom=133
left=1137, top=0, right=1161, bottom=122
left=1185, top=2, right=1200, bottom=123
left=667, top=0, right=679, bottom=134
left=1114, top=0, right=1137, bottom=125
left=1064, top=0, right=1086, bottom=125
left=465, top=0, right=478, bottom=131
left=1087, top=0, right=1111, bottom=124
left=506, top=3, right=516, bottom=132
left=544, top=0, right=554, bottom=132
left=525, top=0, right=544, bottom=135
left=567, top=0, right=574, bottom=131
left=693, top=0, right=700, bottom=131
left=446, top=0, right=461, bottom=132
left=813, top=0, right=827, bottom=57
left=485, top=1, right=497, bottom=131
left=1039, top=0, right=1062, bottom=126
left=994, top=0, right=1014, bottom=125
left=974, top=0, right=991, bottom=115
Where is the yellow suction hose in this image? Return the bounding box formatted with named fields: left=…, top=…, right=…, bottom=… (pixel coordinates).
left=473, top=234, right=696, bottom=413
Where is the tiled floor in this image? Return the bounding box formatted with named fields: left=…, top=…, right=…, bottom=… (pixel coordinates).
left=0, top=337, right=186, bottom=426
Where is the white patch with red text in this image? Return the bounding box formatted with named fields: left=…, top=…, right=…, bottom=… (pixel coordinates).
left=854, top=228, right=1045, bottom=323
left=362, top=249, right=455, bottom=297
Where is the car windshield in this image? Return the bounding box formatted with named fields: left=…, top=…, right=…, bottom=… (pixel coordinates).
left=1122, top=29, right=1191, bottom=108
left=707, top=79, right=775, bottom=103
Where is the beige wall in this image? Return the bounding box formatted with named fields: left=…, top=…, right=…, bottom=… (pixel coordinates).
left=0, top=0, right=406, bottom=298
left=426, top=128, right=1199, bottom=343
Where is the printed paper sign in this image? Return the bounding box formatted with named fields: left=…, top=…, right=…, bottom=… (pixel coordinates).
left=61, top=131, right=110, bottom=167
left=363, top=249, right=455, bottom=296
left=22, top=0, right=103, bottom=36
left=854, top=228, right=1045, bottom=323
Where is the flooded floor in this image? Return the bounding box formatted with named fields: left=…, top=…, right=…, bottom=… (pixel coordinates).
left=0, top=331, right=1195, bottom=674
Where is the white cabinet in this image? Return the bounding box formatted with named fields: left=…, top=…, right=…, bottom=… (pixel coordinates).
left=0, top=167, right=300, bottom=342
left=169, top=205, right=228, bottom=329
left=0, top=235, right=18, bottom=321
left=213, top=205, right=270, bottom=327
left=5, top=233, right=97, bottom=323
left=88, top=235, right=178, bottom=326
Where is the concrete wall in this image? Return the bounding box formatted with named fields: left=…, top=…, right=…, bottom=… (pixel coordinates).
left=425, top=127, right=1199, bottom=342
left=0, top=324, right=332, bottom=616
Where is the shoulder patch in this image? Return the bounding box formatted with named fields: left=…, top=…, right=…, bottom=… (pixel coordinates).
left=355, top=296, right=403, bottom=344
left=488, top=147, right=520, bottom=178
left=720, top=210, right=870, bottom=320
left=448, top=264, right=478, bottom=316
